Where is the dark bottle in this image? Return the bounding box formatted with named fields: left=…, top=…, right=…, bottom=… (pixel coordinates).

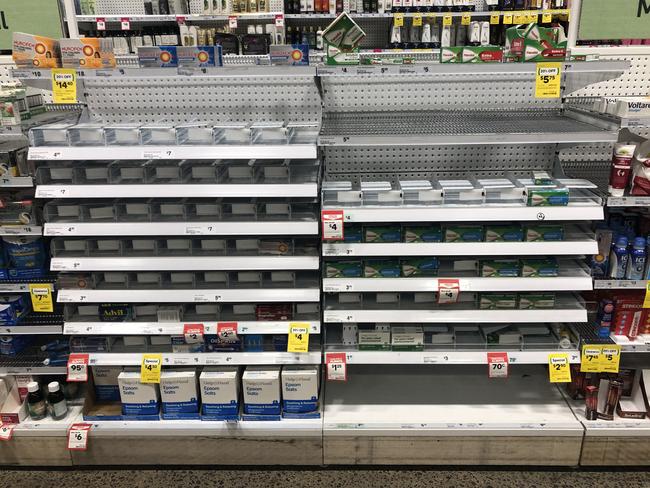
left=158, top=0, right=170, bottom=14
left=513, top=0, right=526, bottom=9
left=501, top=0, right=514, bottom=9
left=47, top=381, right=68, bottom=421
left=27, top=382, right=46, bottom=421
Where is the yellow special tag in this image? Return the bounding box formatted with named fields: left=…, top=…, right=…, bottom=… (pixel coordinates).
left=393, top=13, right=404, bottom=27
left=643, top=281, right=650, bottom=308
left=580, top=345, right=602, bottom=373
left=513, top=13, right=525, bottom=23
left=443, top=14, right=452, bottom=26
left=29, top=283, right=53, bottom=313
left=425, top=12, right=437, bottom=18
left=600, top=345, right=621, bottom=373
left=541, top=12, right=552, bottom=23
left=528, top=13, right=538, bottom=23
left=413, top=14, right=423, bottom=26
left=548, top=353, right=571, bottom=383
left=140, top=354, right=162, bottom=383
left=535, top=62, right=562, bottom=99
left=502, top=13, right=513, bottom=24
left=461, top=12, right=471, bottom=25
left=51, top=68, right=77, bottom=104
left=287, top=323, right=310, bottom=353
left=490, top=13, right=500, bottom=24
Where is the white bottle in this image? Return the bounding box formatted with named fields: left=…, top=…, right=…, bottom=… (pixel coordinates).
left=441, top=24, right=451, bottom=47
left=307, top=0, right=315, bottom=12
left=480, top=21, right=490, bottom=46
left=421, top=22, right=431, bottom=43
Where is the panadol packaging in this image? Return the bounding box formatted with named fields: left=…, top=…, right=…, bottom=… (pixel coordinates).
left=160, top=369, right=199, bottom=419
left=199, top=366, right=240, bottom=420
left=242, top=366, right=281, bottom=416
left=281, top=366, right=319, bottom=415
left=118, top=371, right=160, bottom=418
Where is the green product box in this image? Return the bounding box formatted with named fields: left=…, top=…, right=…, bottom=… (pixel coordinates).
left=391, top=326, right=424, bottom=351
left=533, top=171, right=553, bottom=186
left=358, top=328, right=391, bottom=351
left=364, top=225, right=401, bottom=243
left=479, top=259, right=521, bottom=277
left=527, top=188, right=569, bottom=207
left=518, top=293, right=556, bottom=309
left=524, top=224, right=564, bottom=242
left=325, top=260, right=363, bottom=278
left=401, top=258, right=439, bottom=277
left=440, top=47, right=463, bottom=63
left=403, top=225, right=442, bottom=243
left=521, top=258, right=559, bottom=277
left=364, top=259, right=401, bottom=278
left=460, top=46, right=503, bottom=63
left=445, top=225, right=484, bottom=243
left=506, top=23, right=567, bottom=62
left=479, top=293, right=518, bottom=310
left=485, top=225, right=524, bottom=242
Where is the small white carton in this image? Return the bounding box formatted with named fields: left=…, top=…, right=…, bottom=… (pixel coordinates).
left=160, top=369, right=199, bottom=416
left=242, top=366, right=281, bottom=415
left=200, top=366, right=240, bottom=418
left=281, top=365, right=319, bottom=413
left=118, top=371, right=160, bottom=417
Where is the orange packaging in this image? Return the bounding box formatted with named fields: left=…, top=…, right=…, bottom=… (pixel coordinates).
left=12, top=32, right=61, bottom=68
left=60, top=38, right=116, bottom=69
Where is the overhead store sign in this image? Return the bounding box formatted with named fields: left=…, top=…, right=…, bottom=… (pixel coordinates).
left=0, top=1, right=64, bottom=51
left=579, top=0, right=650, bottom=40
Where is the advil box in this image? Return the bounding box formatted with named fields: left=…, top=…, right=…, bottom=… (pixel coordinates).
left=60, top=38, right=116, bottom=69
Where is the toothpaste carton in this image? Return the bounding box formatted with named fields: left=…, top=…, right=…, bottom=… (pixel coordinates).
left=242, top=366, right=281, bottom=416
left=521, top=258, right=559, bottom=277
left=479, top=293, right=518, bottom=309
left=200, top=367, right=240, bottom=420
left=160, top=369, right=199, bottom=418
left=364, top=259, right=401, bottom=278
left=364, top=225, right=401, bottom=243
left=118, top=371, right=160, bottom=417
left=400, top=257, right=439, bottom=277
left=526, top=188, right=569, bottom=206
left=281, top=365, right=319, bottom=414
left=524, top=224, right=564, bottom=242
left=460, top=46, right=503, bottom=63
left=479, top=259, right=521, bottom=277
left=485, top=225, right=523, bottom=242
left=445, top=225, right=484, bottom=242
left=92, top=366, right=122, bottom=402
left=326, top=260, right=363, bottom=278
left=403, top=225, right=442, bottom=243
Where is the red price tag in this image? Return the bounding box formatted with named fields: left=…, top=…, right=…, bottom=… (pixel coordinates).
left=326, top=352, right=347, bottom=381
left=0, top=424, right=15, bottom=441
left=487, top=352, right=509, bottom=379
left=228, top=16, right=238, bottom=28
left=96, top=17, right=106, bottom=30
left=322, top=210, right=344, bottom=241
left=176, top=15, right=186, bottom=24
left=437, top=279, right=460, bottom=304
left=66, top=353, right=89, bottom=382
left=67, top=423, right=91, bottom=450
left=275, top=14, right=285, bottom=27
left=120, top=17, right=130, bottom=30
left=217, top=322, right=238, bottom=344
left=183, top=323, right=205, bottom=344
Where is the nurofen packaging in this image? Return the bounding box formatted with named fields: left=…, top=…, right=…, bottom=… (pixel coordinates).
left=242, top=366, right=281, bottom=416
left=200, top=367, right=240, bottom=420
left=160, top=369, right=199, bottom=419
left=92, top=366, right=122, bottom=402
left=60, top=38, right=116, bottom=69
left=629, top=141, right=650, bottom=196
left=118, top=371, right=160, bottom=418
left=137, top=46, right=178, bottom=67
left=177, top=45, right=223, bottom=67
left=12, top=33, right=61, bottom=68
left=281, top=366, right=319, bottom=414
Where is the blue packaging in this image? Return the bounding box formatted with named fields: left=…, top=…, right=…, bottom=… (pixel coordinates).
left=272, top=334, right=287, bottom=352
left=177, top=45, right=222, bottom=67
left=0, top=295, right=29, bottom=325
left=269, top=44, right=310, bottom=66
left=118, top=371, right=160, bottom=416
left=244, top=334, right=264, bottom=352
left=626, top=237, right=647, bottom=280
left=609, top=236, right=630, bottom=279
left=200, top=367, right=240, bottom=419
left=343, top=225, right=363, bottom=243
left=92, top=366, right=122, bottom=402
left=0, top=335, right=33, bottom=356
left=160, top=370, right=199, bottom=418
left=204, top=332, right=242, bottom=352
left=6, top=267, right=46, bottom=279
left=364, top=259, right=401, bottom=278
left=404, top=225, right=442, bottom=243
left=2, top=237, right=45, bottom=269
left=242, top=367, right=281, bottom=416
left=364, top=226, right=401, bottom=243
left=137, top=46, right=178, bottom=67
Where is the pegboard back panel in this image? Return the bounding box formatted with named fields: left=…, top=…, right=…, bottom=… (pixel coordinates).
left=323, top=144, right=557, bottom=176
left=569, top=55, right=650, bottom=98
left=82, top=75, right=321, bottom=124
left=96, top=0, right=146, bottom=15
left=321, top=75, right=562, bottom=112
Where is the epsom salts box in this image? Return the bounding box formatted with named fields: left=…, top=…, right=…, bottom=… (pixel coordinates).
left=242, top=366, right=281, bottom=415
left=281, top=366, right=319, bottom=413
left=199, top=367, right=240, bottom=419
left=160, top=369, right=199, bottom=418
left=118, top=371, right=160, bottom=417
left=92, top=366, right=122, bottom=402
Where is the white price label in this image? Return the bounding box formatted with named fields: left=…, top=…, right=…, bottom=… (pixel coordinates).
left=229, top=16, right=238, bottom=28
left=437, top=279, right=460, bottom=304
left=185, top=225, right=214, bottom=235
left=326, top=352, right=347, bottom=381
left=142, top=149, right=174, bottom=159
left=321, top=210, right=344, bottom=241
left=0, top=424, right=15, bottom=441
left=67, top=424, right=91, bottom=450
left=67, top=354, right=89, bottom=382
left=183, top=323, right=205, bottom=344
left=275, top=14, right=284, bottom=26
left=2, top=226, right=35, bottom=235
left=487, top=352, right=508, bottom=379
left=36, top=188, right=68, bottom=198
left=96, top=17, right=106, bottom=30
left=120, top=17, right=130, bottom=30
left=29, top=149, right=64, bottom=160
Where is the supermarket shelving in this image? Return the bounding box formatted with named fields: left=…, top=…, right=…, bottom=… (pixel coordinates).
left=607, top=196, right=650, bottom=207
left=87, top=351, right=321, bottom=366
left=63, top=320, right=321, bottom=335
left=609, top=334, right=650, bottom=352
left=593, top=279, right=647, bottom=290
left=44, top=221, right=318, bottom=237
left=0, top=225, right=42, bottom=236
left=57, top=288, right=320, bottom=303
left=75, top=12, right=284, bottom=23
left=50, top=256, right=319, bottom=272
left=36, top=183, right=318, bottom=199
left=28, top=145, right=318, bottom=161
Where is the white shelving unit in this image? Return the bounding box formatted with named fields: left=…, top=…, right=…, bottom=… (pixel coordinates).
left=88, top=351, right=321, bottom=366
left=63, top=320, right=321, bottom=335
left=325, top=350, right=581, bottom=365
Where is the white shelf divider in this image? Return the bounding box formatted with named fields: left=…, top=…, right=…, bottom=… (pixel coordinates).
left=64, top=321, right=320, bottom=335
left=88, top=351, right=321, bottom=366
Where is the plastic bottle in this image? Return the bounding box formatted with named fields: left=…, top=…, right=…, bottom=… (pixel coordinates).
left=626, top=237, right=647, bottom=280
left=608, top=236, right=629, bottom=279
left=47, top=381, right=68, bottom=421
left=27, top=382, right=46, bottom=421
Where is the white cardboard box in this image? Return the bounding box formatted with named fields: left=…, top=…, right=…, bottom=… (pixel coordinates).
left=281, top=365, right=319, bottom=413
left=242, top=366, right=281, bottom=415
left=200, top=366, right=240, bottom=416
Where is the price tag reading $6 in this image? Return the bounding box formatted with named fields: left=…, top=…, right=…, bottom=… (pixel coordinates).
left=67, top=423, right=92, bottom=450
